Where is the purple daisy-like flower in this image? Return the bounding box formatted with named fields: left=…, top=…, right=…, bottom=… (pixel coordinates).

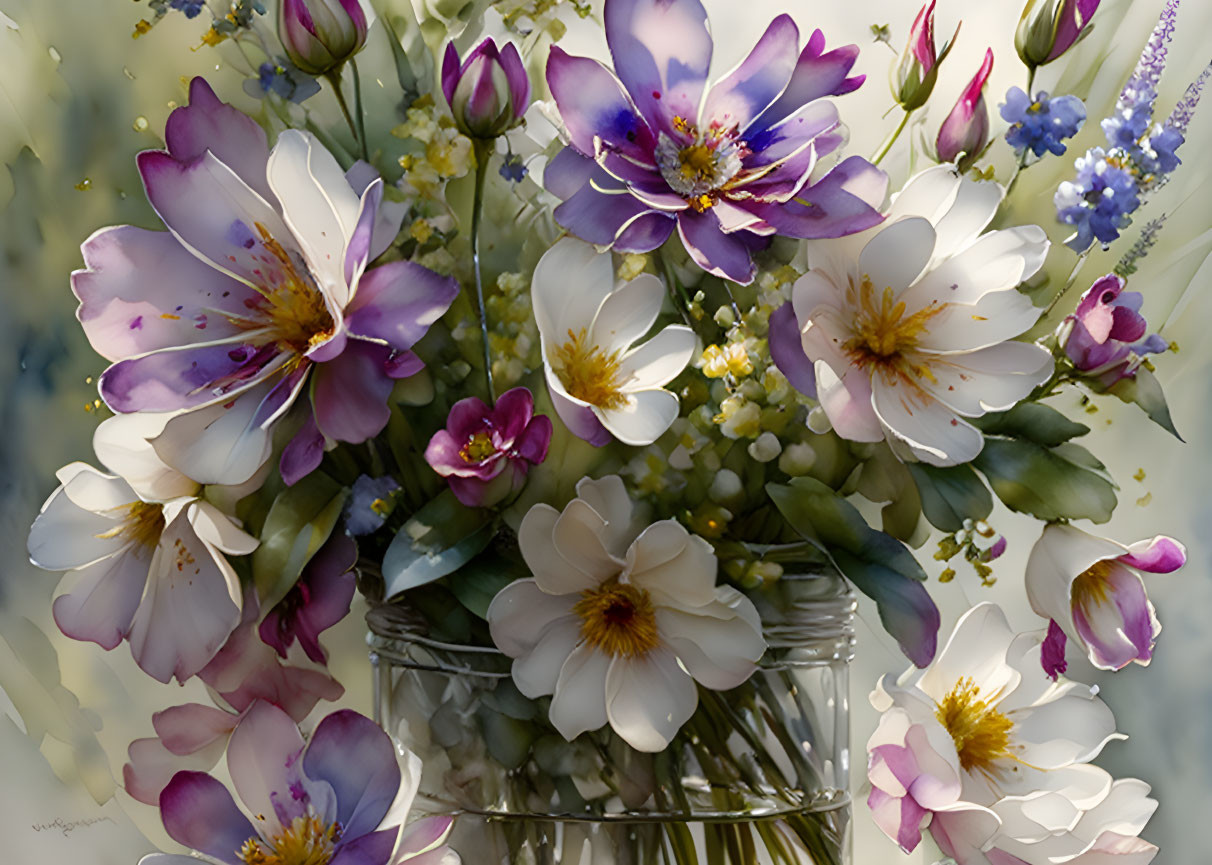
left=425, top=387, right=552, bottom=507
left=80, top=78, right=458, bottom=488
left=543, top=0, right=886, bottom=285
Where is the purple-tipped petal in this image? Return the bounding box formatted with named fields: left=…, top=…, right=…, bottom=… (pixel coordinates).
left=226, top=701, right=310, bottom=832
left=441, top=42, right=460, bottom=108
left=1047, top=0, right=1101, bottom=62
left=547, top=46, right=657, bottom=162
left=514, top=414, right=554, bottom=465
left=99, top=340, right=282, bottom=413
left=553, top=174, right=662, bottom=248
left=303, top=710, right=401, bottom=841
left=547, top=381, right=612, bottom=446
left=1120, top=535, right=1186, bottom=573
left=868, top=785, right=930, bottom=854
left=281, top=412, right=327, bottom=487
left=751, top=30, right=864, bottom=134
left=311, top=341, right=397, bottom=444
left=331, top=827, right=398, bottom=865
left=676, top=209, right=756, bottom=284
left=166, top=78, right=275, bottom=205
left=1041, top=618, right=1068, bottom=680
left=499, top=41, right=531, bottom=120
left=344, top=179, right=383, bottom=287
left=936, top=49, right=993, bottom=166
left=160, top=771, right=256, bottom=865
left=768, top=301, right=817, bottom=398
left=604, top=0, right=713, bottom=136
left=395, top=816, right=454, bottom=859
left=1073, top=564, right=1157, bottom=670
left=52, top=548, right=151, bottom=650
left=345, top=260, right=459, bottom=352
left=702, top=15, right=799, bottom=133
left=745, top=155, right=887, bottom=239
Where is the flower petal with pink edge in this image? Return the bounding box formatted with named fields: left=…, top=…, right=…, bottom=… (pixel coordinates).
left=124, top=732, right=230, bottom=806
left=1120, top=535, right=1186, bottom=573
left=1073, top=563, right=1159, bottom=670
left=546, top=371, right=614, bottom=447
left=52, top=548, right=153, bottom=650
left=304, top=710, right=401, bottom=841
left=226, top=701, right=312, bottom=835
left=701, top=15, right=799, bottom=132
left=868, top=785, right=931, bottom=853
left=394, top=816, right=454, bottom=860
left=546, top=46, right=656, bottom=162
left=813, top=360, right=883, bottom=443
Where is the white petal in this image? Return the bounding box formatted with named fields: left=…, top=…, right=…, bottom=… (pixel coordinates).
left=1026, top=524, right=1126, bottom=629
left=907, top=225, right=1049, bottom=308
left=94, top=414, right=200, bottom=501
left=51, top=547, right=151, bottom=649
left=517, top=504, right=601, bottom=594
left=870, top=375, right=984, bottom=466
left=657, top=601, right=763, bottom=690
left=887, top=165, right=963, bottom=227
left=1010, top=687, right=1121, bottom=769
left=28, top=483, right=128, bottom=571
left=625, top=524, right=717, bottom=609
left=917, top=603, right=1020, bottom=705
left=928, top=175, right=1005, bottom=262
left=486, top=578, right=578, bottom=658
left=597, top=389, right=680, bottom=446
left=58, top=462, right=138, bottom=512
left=532, top=238, right=614, bottom=342
left=552, top=499, right=628, bottom=584
left=858, top=217, right=936, bottom=291
left=588, top=274, right=664, bottom=351
left=510, top=616, right=583, bottom=698
left=814, top=359, right=884, bottom=443
left=604, top=649, right=698, bottom=752
left=225, top=700, right=308, bottom=839
left=617, top=326, right=696, bottom=391
left=918, top=342, right=1052, bottom=417
left=188, top=500, right=259, bottom=557
left=548, top=643, right=611, bottom=741
left=572, top=475, right=642, bottom=556
left=915, top=289, right=1042, bottom=354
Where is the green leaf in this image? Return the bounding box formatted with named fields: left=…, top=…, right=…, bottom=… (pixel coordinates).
left=906, top=463, right=994, bottom=533
left=449, top=552, right=529, bottom=619
left=477, top=705, right=536, bottom=770
left=973, top=438, right=1117, bottom=523
left=382, top=490, right=494, bottom=598
left=252, top=473, right=348, bottom=609
left=1105, top=367, right=1182, bottom=440
left=973, top=403, right=1089, bottom=447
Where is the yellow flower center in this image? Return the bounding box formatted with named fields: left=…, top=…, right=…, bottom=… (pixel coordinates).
left=238, top=815, right=339, bottom=865
left=573, top=582, right=660, bottom=658
left=460, top=430, right=497, bottom=462
left=551, top=328, right=629, bottom=409
left=1071, top=559, right=1114, bottom=614
left=95, top=500, right=165, bottom=549
left=935, top=677, right=1013, bottom=773
left=844, top=276, right=944, bottom=383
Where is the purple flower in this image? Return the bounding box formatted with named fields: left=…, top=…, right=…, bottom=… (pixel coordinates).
left=1054, top=147, right=1140, bottom=251
left=1063, top=273, right=1168, bottom=385
left=894, top=0, right=961, bottom=111
left=1000, top=87, right=1086, bottom=157
left=344, top=474, right=401, bottom=536
left=156, top=701, right=455, bottom=865
left=441, top=38, right=530, bottom=139
left=250, top=60, right=321, bottom=103
left=425, top=387, right=552, bottom=507
left=259, top=532, right=357, bottom=664
left=543, top=0, right=885, bottom=285
left=1016, top=0, right=1101, bottom=69
left=279, top=0, right=368, bottom=77
left=935, top=48, right=993, bottom=171
left=81, top=79, right=458, bottom=488
left=170, top=0, right=206, bottom=18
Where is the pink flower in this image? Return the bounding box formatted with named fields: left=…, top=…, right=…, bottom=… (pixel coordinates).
left=1063, top=274, right=1168, bottom=386
left=894, top=0, right=962, bottom=110
left=424, top=387, right=552, bottom=507
left=279, top=0, right=369, bottom=76
left=1026, top=523, right=1185, bottom=671
left=936, top=48, right=994, bottom=171
left=441, top=37, right=530, bottom=139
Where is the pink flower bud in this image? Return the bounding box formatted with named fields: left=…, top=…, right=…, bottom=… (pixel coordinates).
left=442, top=38, right=531, bottom=139
left=1016, top=0, right=1101, bottom=69
left=279, top=0, right=368, bottom=77
left=935, top=48, right=993, bottom=171
left=894, top=0, right=961, bottom=111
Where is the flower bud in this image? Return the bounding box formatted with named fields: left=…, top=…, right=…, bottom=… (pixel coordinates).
left=442, top=38, right=531, bottom=139
left=279, top=0, right=369, bottom=77
left=1016, top=0, right=1100, bottom=70
left=893, top=0, right=961, bottom=111
left=936, top=49, right=993, bottom=171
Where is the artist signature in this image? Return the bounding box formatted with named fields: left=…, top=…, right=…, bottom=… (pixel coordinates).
left=30, top=815, right=115, bottom=838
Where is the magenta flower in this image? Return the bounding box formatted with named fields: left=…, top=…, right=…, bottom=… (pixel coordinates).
left=154, top=701, right=456, bottom=865
left=425, top=387, right=552, bottom=507
left=1026, top=523, right=1186, bottom=671
left=1064, top=273, right=1168, bottom=386
left=936, top=48, right=993, bottom=171
left=81, top=78, right=458, bottom=487
left=543, top=0, right=885, bottom=285
left=894, top=0, right=961, bottom=111
left=1017, top=0, right=1101, bottom=69
left=441, top=37, right=530, bottom=139
left=279, top=0, right=369, bottom=76
left=259, top=532, right=357, bottom=664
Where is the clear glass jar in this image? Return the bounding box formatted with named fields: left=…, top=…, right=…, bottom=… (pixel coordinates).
left=368, top=571, right=856, bottom=865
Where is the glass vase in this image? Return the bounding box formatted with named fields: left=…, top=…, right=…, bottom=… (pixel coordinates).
left=367, top=572, right=856, bottom=865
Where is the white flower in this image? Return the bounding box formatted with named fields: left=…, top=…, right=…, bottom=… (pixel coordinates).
left=866, top=603, right=1126, bottom=863
left=532, top=238, right=696, bottom=447
left=486, top=475, right=765, bottom=752
left=794, top=166, right=1053, bottom=466
left=27, top=414, right=257, bottom=683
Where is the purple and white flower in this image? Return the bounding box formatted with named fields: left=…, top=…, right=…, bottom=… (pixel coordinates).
left=441, top=37, right=530, bottom=139
left=543, top=0, right=885, bottom=284
left=279, top=0, right=370, bottom=77
left=1026, top=523, right=1185, bottom=671
left=145, top=701, right=457, bottom=865
left=1062, top=273, right=1168, bottom=385
left=425, top=387, right=553, bottom=507
left=1015, top=0, right=1101, bottom=69
left=80, top=78, right=457, bottom=488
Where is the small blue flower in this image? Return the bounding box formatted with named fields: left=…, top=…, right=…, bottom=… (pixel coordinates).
left=245, top=60, right=321, bottom=104
left=1054, top=148, right=1140, bottom=251
left=343, top=474, right=401, bottom=536
left=498, top=152, right=528, bottom=183
left=169, top=0, right=206, bottom=18
left=1000, top=87, right=1086, bottom=158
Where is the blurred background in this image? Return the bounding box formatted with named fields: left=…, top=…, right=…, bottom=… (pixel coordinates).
left=1, top=0, right=1209, bottom=862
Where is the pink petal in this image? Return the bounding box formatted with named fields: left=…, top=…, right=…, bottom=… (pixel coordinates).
left=1120, top=535, right=1186, bottom=573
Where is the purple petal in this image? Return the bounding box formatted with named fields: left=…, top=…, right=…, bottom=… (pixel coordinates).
left=514, top=414, right=554, bottom=465
left=935, top=49, right=993, bottom=165
left=303, top=710, right=401, bottom=841
left=768, top=302, right=817, bottom=398
left=1041, top=618, right=1068, bottom=680
left=498, top=40, right=532, bottom=119
left=424, top=429, right=468, bottom=478
left=331, top=827, right=398, bottom=865
left=1073, top=565, right=1157, bottom=669
left=1107, top=302, right=1148, bottom=342
left=447, top=396, right=493, bottom=446
left=72, top=226, right=254, bottom=363
left=676, top=209, right=757, bottom=283
left=441, top=42, right=460, bottom=108
left=260, top=533, right=357, bottom=664
left=281, top=412, right=326, bottom=487
left=547, top=46, right=657, bottom=162
left=345, top=260, right=459, bottom=352
left=311, top=341, right=397, bottom=444
left=545, top=147, right=599, bottom=201
left=1048, top=0, right=1101, bottom=62
left=160, top=771, right=256, bottom=865
left=867, top=786, right=930, bottom=853
left=553, top=174, right=662, bottom=248
left=165, top=77, right=275, bottom=205
left=344, top=179, right=383, bottom=287
left=346, top=163, right=406, bottom=261
left=615, top=209, right=676, bottom=251
left=744, top=155, right=887, bottom=239
left=226, top=701, right=310, bottom=831
left=604, top=0, right=713, bottom=135
left=549, top=383, right=612, bottom=446
left=52, top=548, right=151, bottom=650
left=99, top=340, right=281, bottom=413
left=1120, top=535, right=1186, bottom=573
left=750, top=29, right=864, bottom=134
left=493, top=386, right=535, bottom=445
left=702, top=15, right=799, bottom=133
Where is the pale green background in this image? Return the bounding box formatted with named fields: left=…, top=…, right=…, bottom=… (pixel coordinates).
left=1, top=1, right=1209, bottom=863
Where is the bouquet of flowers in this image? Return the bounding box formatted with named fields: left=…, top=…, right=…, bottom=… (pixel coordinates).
left=23, top=0, right=1206, bottom=862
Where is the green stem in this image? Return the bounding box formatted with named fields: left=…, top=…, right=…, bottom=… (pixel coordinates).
left=325, top=69, right=360, bottom=148
left=873, top=108, right=912, bottom=165
left=1042, top=246, right=1094, bottom=319
left=471, top=139, right=497, bottom=405
left=350, top=60, right=370, bottom=161
left=1026, top=65, right=1037, bottom=96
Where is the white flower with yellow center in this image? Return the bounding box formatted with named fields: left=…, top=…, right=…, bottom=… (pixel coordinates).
left=532, top=238, right=696, bottom=446
left=487, top=475, right=765, bottom=752
left=866, top=603, right=1129, bottom=863
left=791, top=165, right=1054, bottom=466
